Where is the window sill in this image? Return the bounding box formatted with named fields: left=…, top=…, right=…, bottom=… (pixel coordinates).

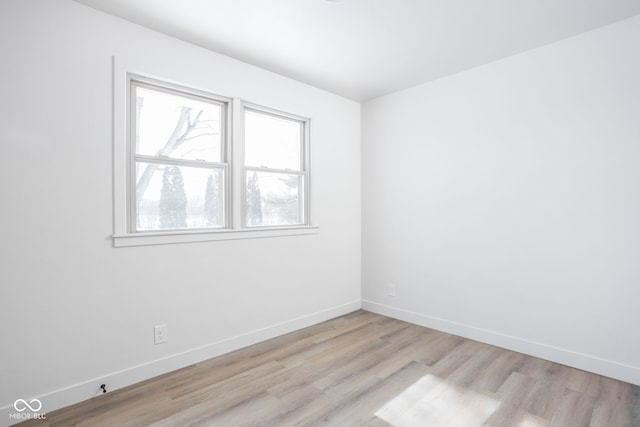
left=113, top=226, right=319, bottom=247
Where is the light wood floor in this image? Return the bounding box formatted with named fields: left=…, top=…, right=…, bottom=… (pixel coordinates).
left=17, top=310, right=639, bottom=426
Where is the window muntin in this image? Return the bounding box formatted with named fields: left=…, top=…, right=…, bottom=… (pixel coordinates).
left=243, top=107, right=308, bottom=228
left=130, top=78, right=228, bottom=232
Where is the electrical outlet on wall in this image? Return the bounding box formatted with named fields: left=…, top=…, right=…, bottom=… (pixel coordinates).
left=154, top=324, right=167, bottom=344
left=388, top=284, right=397, bottom=297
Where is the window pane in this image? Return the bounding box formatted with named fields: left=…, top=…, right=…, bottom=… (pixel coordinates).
left=136, top=162, right=224, bottom=230
left=244, top=109, right=302, bottom=170
left=135, top=85, right=222, bottom=162
left=245, top=171, right=303, bottom=227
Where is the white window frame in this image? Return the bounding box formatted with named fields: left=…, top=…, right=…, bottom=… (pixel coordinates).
left=112, top=57, right=317, bottom=247
left=241, top=103, right=311, bottom=229
left=129, top=76, right=231, bottom=233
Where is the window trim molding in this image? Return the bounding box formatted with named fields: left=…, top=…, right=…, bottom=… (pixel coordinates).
left=113, top=225, right=319, bottom=247
left=112, top=56, right=317, bottom=247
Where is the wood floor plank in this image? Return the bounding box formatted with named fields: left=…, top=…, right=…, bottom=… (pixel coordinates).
left=486, top=405, right=552, bottom=427
left=14, top=310, right=638, bottom=427
left=430, top=388, right=500, bottom=427
left=317, top=361, right=431, bottom=426
left=495, top=371, right=538, bottom=406
left=521, top=364, right=568, bottom=420
left=589, top=376, right=633, bottom=427
left=444, top=344, right=502, bottom=389
left=473, top=349, right=526, bottom=393
left=549, top=388, right=595, bottom=427
left=362, top=416, right=394, bottom=427
left=186, top=392, right=282, bottom=427
left=413, top=332, right=466, bottom=366
left=564, top=366, right=601, bottom=397
left=425, top=348, right=471, bottom=379
left=632, top=385, right=640, bottom=426
left=366, top=331, right=440, bottom=379
left=276, top=370, right=382, bottom=426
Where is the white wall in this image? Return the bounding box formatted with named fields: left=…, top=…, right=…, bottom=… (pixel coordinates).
left=1, top=1, right=638, bottom=423
left=0, top=0, right=361, bottom=421
left=362, top=15, right=640, bottom=385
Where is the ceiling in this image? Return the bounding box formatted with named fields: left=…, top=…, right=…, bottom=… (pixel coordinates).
left=74, top=0, right=640, bottom=101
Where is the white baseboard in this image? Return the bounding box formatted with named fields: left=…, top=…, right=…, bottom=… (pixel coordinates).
left=1, top=300, right=361, bottom=427
left=362, top=300, right=640, bottom=386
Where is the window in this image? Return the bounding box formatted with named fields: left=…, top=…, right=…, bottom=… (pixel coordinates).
left=112, top=62, right=316, bottom=246
left=243, top=106, right=309, bottom=227
left=130, top=78, right=229, bottom=232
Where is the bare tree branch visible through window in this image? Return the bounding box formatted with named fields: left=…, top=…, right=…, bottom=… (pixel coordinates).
left=135, top=94, right=219, bottom=228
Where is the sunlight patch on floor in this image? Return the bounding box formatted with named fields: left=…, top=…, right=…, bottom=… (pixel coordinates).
left=518, top=413, right=548, bottom=427
left=375, top=374, right=500, bottom=427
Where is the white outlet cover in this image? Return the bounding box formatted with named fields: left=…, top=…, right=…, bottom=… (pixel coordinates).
left=388, top=284, right=397, bottom=297
left=154, top=324, right=167, bottom=344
